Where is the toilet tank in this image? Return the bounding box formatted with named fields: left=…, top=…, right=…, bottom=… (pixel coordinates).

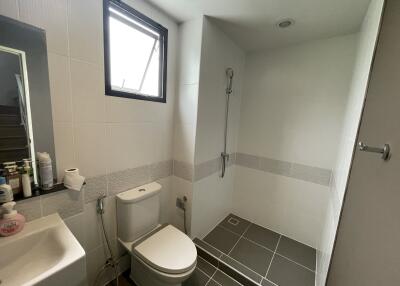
left=116, top=182, right=161, bottom=242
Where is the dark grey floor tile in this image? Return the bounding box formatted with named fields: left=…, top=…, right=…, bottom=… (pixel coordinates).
left=221, top=255, right=263, bottom=284
left=194, top=238, right=223, bottom=258
left=206, top=280, right=220, bottom=286
left=204, top=226, right=240, bottom=254
left=244, top=224, right=281, bottom=251
left=261, top=279, right=277, bottom=286
left=276, top=236, right=316, bottom=270
left=184, top=268, right=210, bottom=286
left=229, top=238, right=273, bottom=276
left=198, top=257, right=217, bottom=277
left=213, top=270, right=243, bottom=286
left=219, top=214, right=251, bottom=235
left=267, top=255, right=315, bottom=286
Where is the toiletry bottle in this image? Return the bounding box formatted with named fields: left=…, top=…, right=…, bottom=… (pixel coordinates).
left=0, top=176, right=13, bottom=203
left=23, top=159, right=34, bottom=184
left=0, top=201, right=25, bottom=237
left=4, top=162, right=21, bottom=195
left=22, top=160, right=32, bottom=198
left=37, top=152, right=53, bottom=190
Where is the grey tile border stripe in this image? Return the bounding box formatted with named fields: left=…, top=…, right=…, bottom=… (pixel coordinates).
left=235, top=152, right=332, bottom=186
left=174, top=153, right=331, bottom=186
left=83, top=175, right=107, bottom=203
left=15, top=159, right=174, bottom=222
left=194, top=158, right=219, bottom=181
left=173, top=160, right=194, bottom=182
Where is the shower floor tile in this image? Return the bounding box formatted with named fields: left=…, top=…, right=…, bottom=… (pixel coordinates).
left=204, top=225, right=240, bottom=254
left=197, top=213, right=316, bottom=286
left=229, top=238, right=273, bottom=276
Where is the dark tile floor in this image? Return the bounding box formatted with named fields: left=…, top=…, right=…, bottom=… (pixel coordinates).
left=108, top=214, right=316, bottom=286
left=202, top=214, right=316, bottom=286
left=184, top=257, right=242, bottom=286
left=107, top=258, right=240, bottom=286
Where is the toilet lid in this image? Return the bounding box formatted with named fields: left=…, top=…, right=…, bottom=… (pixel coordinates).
left=133, top=225, right=197, bottom=274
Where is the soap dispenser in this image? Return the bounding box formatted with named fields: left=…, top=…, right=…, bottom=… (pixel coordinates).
left=0, top=202, right=26, bottom=237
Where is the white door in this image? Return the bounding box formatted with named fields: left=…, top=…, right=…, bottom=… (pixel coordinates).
left=327, top=1, right=400, bottom=285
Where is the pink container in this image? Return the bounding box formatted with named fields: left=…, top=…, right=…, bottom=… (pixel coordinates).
left=0, top=202, right=25, bottom=237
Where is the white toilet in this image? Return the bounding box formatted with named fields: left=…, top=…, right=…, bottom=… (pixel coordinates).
left=116, top=182, right=197, bottom=286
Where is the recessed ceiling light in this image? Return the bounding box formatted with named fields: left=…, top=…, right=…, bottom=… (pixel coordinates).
left=276, top=18, right=295, bottom=28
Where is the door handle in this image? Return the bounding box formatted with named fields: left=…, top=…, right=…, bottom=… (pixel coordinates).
left=358, top=142, right=391, bottom=161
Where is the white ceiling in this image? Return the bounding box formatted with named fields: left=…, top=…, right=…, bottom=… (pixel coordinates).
left=147, top=0, right=371, bottom=52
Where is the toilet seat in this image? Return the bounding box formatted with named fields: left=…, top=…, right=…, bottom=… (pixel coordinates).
left=133, top=224, right=197, bottom=274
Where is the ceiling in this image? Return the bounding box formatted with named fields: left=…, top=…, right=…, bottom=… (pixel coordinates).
left=147, top=0, right=371, bottom=52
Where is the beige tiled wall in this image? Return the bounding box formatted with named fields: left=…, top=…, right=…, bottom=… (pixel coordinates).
left=0, top=0, right=178, bottom=284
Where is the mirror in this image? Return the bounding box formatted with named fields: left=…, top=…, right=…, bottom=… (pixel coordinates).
left=0, top=15, right=56, bottom=187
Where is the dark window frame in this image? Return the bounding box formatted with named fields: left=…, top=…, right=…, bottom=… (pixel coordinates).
left=103, top=0, right=168, bottom=103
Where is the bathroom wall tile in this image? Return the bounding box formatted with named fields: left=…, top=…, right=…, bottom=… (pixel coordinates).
left=106, top=123, right=155, bottom=173
left=176, top=83, right=199, bottom=125
left=70, top=59, right=105, bottom=123
left=83, top=175, right=108, bottom=204
left=290, top=163, right=332, bottom=186
left=260, top=157, right=291, bottom=177
left=150, top=160, right=173, bottom=181
left=15, top=197, right=42, bottom=222
left=41, top=189, right=83, bottom=219
left=68, top=0, right=103, bottom=65
left=236, top=153, right=260, bottom=169
left=173, top=160, right=194, bottom=182
left=0, top=0, right=18, bottom=19
left=74, top=123, right=107, bottom=178
left=173, top=122, right=196, bottom=163
left=152, top=120, right=175, bottom=163
left=170, top=176, right=193, bottom=233
left=194, top=158, right=218, bottom=181
left=83, top=197, right=116, bottom=252
left=86, top=244, right=112, bottom=286
left=64, top=212, right=86, bottom=250
left=178, top=18, right=203, bottom=85
left=157, top=177, right=172, bottom=224
left=53, top=122, right=76, bottom=182
left=82, top=201, right=103, bottom=253
left=108, top=238, right=130, bottom=274
left=108, top=166, right=150, bottom=196
left=104, top=196, right=117, bottom=238
left=47, top=53, right=72, bottom=123
left=18, top=0, right=69, bottom=55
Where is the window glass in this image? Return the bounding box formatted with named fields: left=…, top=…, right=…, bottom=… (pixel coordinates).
left=104, top=1, right=167, bottom=102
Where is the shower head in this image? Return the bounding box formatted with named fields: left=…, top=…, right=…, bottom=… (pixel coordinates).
left=226, top=68, right=234, bottom=94
left=226, top=68, right=234, bottom=79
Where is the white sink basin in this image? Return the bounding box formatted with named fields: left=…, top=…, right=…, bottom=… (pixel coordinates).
left=0, top=213, right=86, bottom=286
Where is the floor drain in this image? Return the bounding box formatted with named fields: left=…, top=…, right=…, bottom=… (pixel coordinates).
left=228, top=217, right=239, bottom=226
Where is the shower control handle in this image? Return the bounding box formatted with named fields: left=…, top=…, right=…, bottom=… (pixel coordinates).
left=358, top=141, right=391, bottom=161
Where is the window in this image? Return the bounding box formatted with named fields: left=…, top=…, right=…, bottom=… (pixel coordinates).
left=103, top=0, right=168, bottom=102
